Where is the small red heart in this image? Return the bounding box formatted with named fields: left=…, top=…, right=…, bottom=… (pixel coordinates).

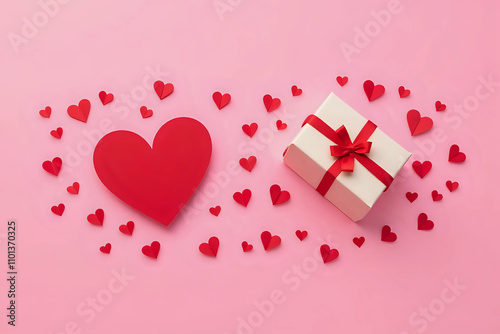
left=363, top=80, right=385, bottom=101
left=199, top=236, right=219, bottom=257
left=51, top=203, right=65, bottom=216
left=435, top=101, right=446, bottom=112
left=412, top=161, right=432, bottom=178
left=398, top=86, right=411, bottom=98
left=261, top=231, right=281, bottom=251
left=418, top=213, right=434, bottom=231
left=295, top=230, right=308, bottom=241
left=320, top=244, right=339, bottom=263
left=119, top=221, right=135, bottom=235
left=154, top=81, right=174, bottom=100
left=99, top=91, right=114, bottom=105
left=353, top=237, right=365, bottom=248
left=336, top=76, right=348, bottom=86
left=241, top=241, right=253, bottom=252
left=270, top=184, right=290, bottom=205
left=39, top=106, right=51, bottom=118
left=67, top=182, right=80, bottom=194
left=140, top=106, right=153, bottom=118
left=50, top=127, right=63, bottom=139
left=212, top=92, right=231, bottom=110
left=67, top=99, right=91, bottom=123
left=381, top=225, right=397, bottom=242
left=99, top=243, right=111, bottom=254
left=407, top=109, right=433, bottom=136
left=233, top=189, right=251, bottom=207
left=142, top=241, right=160, bottom=259
left=406, top=192, right=418, bottom=203
left=87, top=209, right=104, bottom=226
left=276, top=120, right=287, bottom=130
left=263, top=94, right=281, bottom=112
left=42, top=157, right=62, bottom=176
left=242, top=123, right=258, bottom=138
left=431, top=190, right=443, bottom=201
left=446, top=180, right=459, bottom=192
left=448, top=144, right=466, bottom=163
left=209, top=206, right=221, bottom=217
left=291, top=85, right=302, bottom=96
left=239, top=156, right=257, bottom=172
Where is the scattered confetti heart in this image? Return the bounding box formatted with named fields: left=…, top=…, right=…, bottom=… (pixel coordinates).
left=406, top=192, right=418, bottom=203
left=142, top=241, right=160, bottom=259
left=320, top=244, right=339, bottom=263
left=261, top=231, right=281, bottom=251
left=209, top=206, right=221, bottom=217
left=435, top=101, right=446, bottom=112
left=212, top=91, right=231, bottom=110
left=140, top=106, right=153, bottom=118
left=87, top=209, right=104, bottom=226
left=270, top=184, right=290, bottom=205
left=407, top=109, right=433, bottom=136
left=381, top=225, right=397, bottom=242
left=336, top=76, right=348, bottom=86
left=39, top=106, right=51, bottom=118
left=398, top=86, right=411, bottom=98
left=446, top=180, right=459, bottom=192
left=100, top=243, right=111, bottom=254
left=242, top=123, right=258, bottom=138
left=448, top=144, right=466, bottom=163
left=67, top=99, right=91, bottom=123
left=50, top=127, right=63, bottom=139
left=241, top=241, right=253, bottom=252
left=276, top=120, right=287, bottom=130
left=363, top=80, right=385, bottom=101
left=412, top=161, right=432, bottom=179
left=418, top=213, right=434, bottom=231
left=67, top=182, right=80, bottom=194
left=239, top=156, right=257, bottom=172
left=42, top=157, right=62, bottom=176
left=199, top=236, right=219, bottom=257
left=291, top=85, right=302, bottom=96
left=119, top=221, right=135, bottom=235
left=263, top=94, right=281, bottom=112
left=295, top=230, right=308, bottom=241
left=432, top=190, right=443, bottom=201
left=154, top=81, right=174, bottom=100
left=99, top=91, right=114, bottom=105
left=51, top=203, right=65, bottom=216
left=233, top=189, right=252, bottom=207
left=353, top=237, right=365, bottom=248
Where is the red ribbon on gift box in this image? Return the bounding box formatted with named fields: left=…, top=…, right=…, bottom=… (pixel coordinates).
left=302, top=115, right=393, bottom=196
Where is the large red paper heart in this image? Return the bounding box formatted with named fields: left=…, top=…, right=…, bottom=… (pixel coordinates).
left=261, top=231, right=281, bottom=251
left=407, top=109, right=433, bottom=136
left=154, top=81, right=174, bottom=100
left=381, top=225, right=397, bottom=242
left=212, top=92, right=231, bottom=110
left=269, top=184, right=290, bottom=205
left=93, top=117, right=212, bottom=227
left=199, top=236, right=219, bottom=257
left=67, top=99, right=91, bottom=123
left=448, top=144, right=466, bottom=163
left=263, top=94, right=281, bottom=112
left=363, top=80, right=385, bottom=101
left=320, top=244, right=339, bottom=263
left=418, top=213, right=434, bottom=230
left=412, top=160, right=432, bottom=178
left=142, top=241, right=160, bottom=259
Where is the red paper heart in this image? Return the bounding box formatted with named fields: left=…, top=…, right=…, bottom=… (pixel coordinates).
left=261, top=231, right=281, bottom=251
left=67, top=99, right=91, bottom=123
left=42, top=157, right=62, bottom=176
left=448, top=144, right=466, bottom=163
left=412, top=161, right=432, bottom=178
left=406, top=192, right=418, bottom=203
left=87, top=209, right=104, bottom=226
left=67, top=182, right=80, bottom=194
left=100, top=243, right=111, bottom=254
left=431, top=190, right=443, bottom=201
left=435, top=101, right=446, bottom=112
left=154, top=81, right=174, bottom=100
left=398, top=86, right=410, bottom=98
left=320, top=244, right=339, bottom=263
left=209, top=206, right=221, bottom=217
left=142, top=241, right=160, bottom=259
left=353, top=237, right=365, bottom=248
left=418, top=213, right=434, bottom=230
left=99, top=91, right=114, bottom=105
left=276, top=120, right=287, bottom=130
left=381, top=225, right=397, bottom=242
left=407, top=109, right=433, bottom=136
left=269, top=184, right=290, bottom=205
left=242, top=123, right=258, bottom=137
left=233, top=189, right=252, bottom=207
left=51, top=203, right=65, bottom=216
left=199, top=236, right=219, bottom=257
left=50, top=127, right=63, bottom=139
left=119, top=221, right=135, bottom=235
left=39, top=106, right=51, bottom=118
left=336, top=76, right=348, bottom=87
left=291, top=85, right=302, bottom=96
left=93, top=118, right=212, bottom=227
left=295, top=230, right=308, bottom=241
left=212, top=91, right=231, bottom=110
left=241, top=241, right=253, bottom=252
left=363, top=80, right=385, bottom=101
left=239, top=156, right=256, bottom=172
left=263, top=94, right=281, bottom=112
left=140, top=106, right=153, bottom=118
left=446, top=180, right=459, bottom=192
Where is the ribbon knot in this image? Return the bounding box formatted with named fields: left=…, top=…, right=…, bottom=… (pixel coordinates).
left=329, top=125, right=372, bottom=172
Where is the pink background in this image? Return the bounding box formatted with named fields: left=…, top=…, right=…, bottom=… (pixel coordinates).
left=1, top=0, right=499, bottom=333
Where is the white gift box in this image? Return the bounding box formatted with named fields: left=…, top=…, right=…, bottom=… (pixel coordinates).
left=283, top=93, right=411, bottom=221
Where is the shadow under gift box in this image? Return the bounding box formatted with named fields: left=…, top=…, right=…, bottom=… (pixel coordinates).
left=283, top=93, right=411, bottom=221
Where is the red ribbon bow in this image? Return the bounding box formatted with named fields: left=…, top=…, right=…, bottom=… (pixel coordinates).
left=329, top=125, right=372, bottom=172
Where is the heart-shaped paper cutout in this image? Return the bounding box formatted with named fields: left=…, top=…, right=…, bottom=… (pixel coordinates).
left=233, top=189, right=251, bottom=207
left=39, top=106, right=51, bottom=118
left=269, top=184, right=290, bottom=205
left=50, top=127, right=63, bottom=139
left=276, top=120, right=287, bottom=130
left=261, top=231, right=281, bottom=251
left=406, top=192, right=418, bottom=203
left=209, top=206, right=221, bottom=217
left=431, top=190, right=443, bottom=201
left=446, top=180, right=459, bottom=192
left=199, top=236, right=219, bottom=257
left=100, top=243, right=111, bottom=254
left=142, top=241, right=160, bottom=259
left=291, top=85, right=302, bottom=96
left=154, top=81, right=174, bottom=100
left=241, top=241, right=253, bottom=252
left=140, top=106, right=153, bottom=118
left=418, top=213, right=434, bottom=230
left=242, top=123, right=258, bottom=137
left=263, top=94, right=281, bottom=112
left=99, top=91, right=114, bottom=105
left=212, top=92, right=231, bottom=110
left=239, top=156, right=256, bottom=172
left=43, top=157, right=62, bottom=176
left=51, top=203, right=65, bottom=216
left=67, top=182, right=80, bottom=194
left=435, top=101, right=446, bottom=112
left=87, top=209, right=104, bottom=226
left=353, top=237, right=365, bottom=248
left=363, top=80, right=385, bottom=101
left=381, top=225, right=397, bottom=242
left=67, top=99, right=91, bottom=123
left=407, top=109, right=433, bottom=136
left=336, top=76, right=348, bottom=86
left=320, top=244, right=339, bottom=263
left=448, top=144, right=466, bottom=163
left=398, top=86, right=410, bottom=98
left=119, top=221, right=135, bottom=235
left=412, top=161, right=432, bottom=178
left=295, top=230, right=308, bottom=241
